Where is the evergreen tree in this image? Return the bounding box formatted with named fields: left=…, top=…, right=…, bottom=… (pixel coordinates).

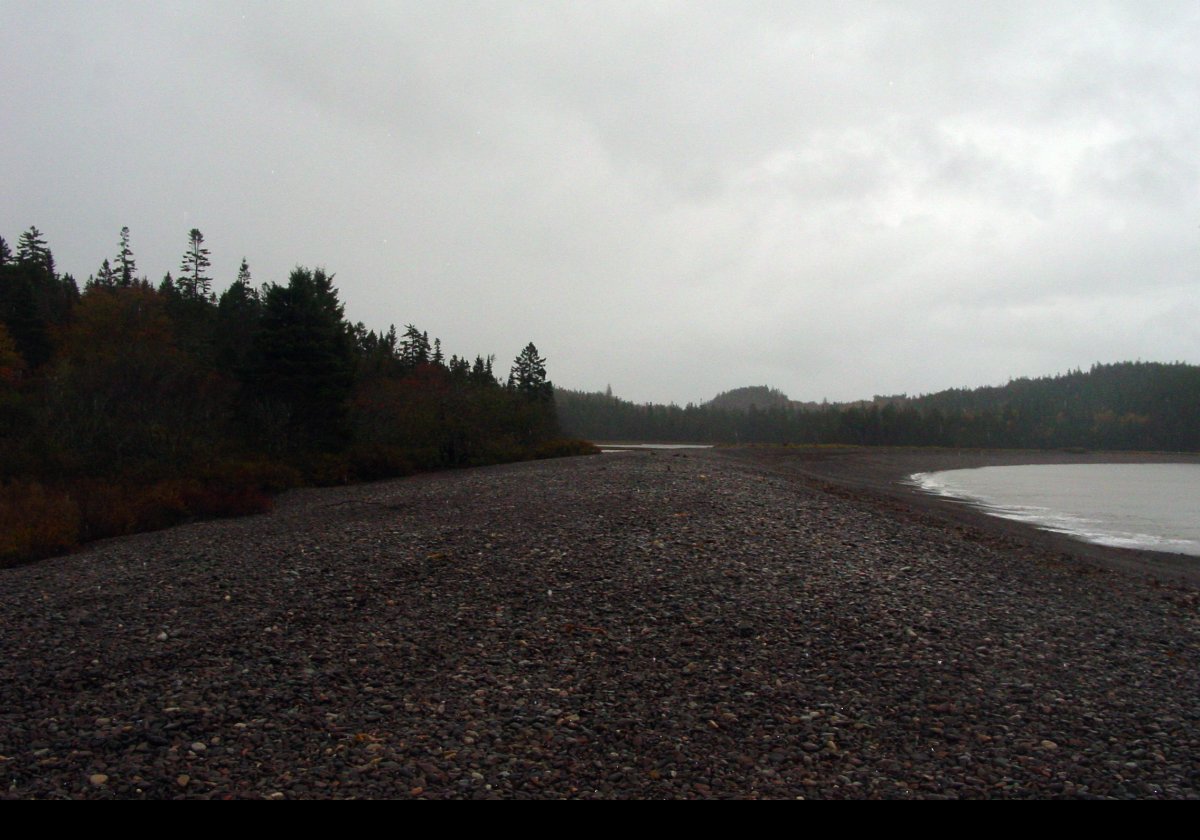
left=509, top=342, right=552, bottom=400
left=448, top=354, right=470, bottom=381
left=0, top=322, right=26, bottom=386
left=251, top=267, right=355, bottom=452
left=470, top=354, right=497, bottom=387
left=235, top=257, right=252, bottom=288
left=399, top=324, right=431, bottom=368
left=116, top=226, right=137, bottom=286
left=16, top=227, right=54, bottom=276
left=216, top=259, right=263, bottom=377
left=3, top=227, right=70, bottom=367
left=178, top=228, right=212, bottom=300
left=0, top=236, right=11, bottom=267
left=89, top=258, right=117, bottom=291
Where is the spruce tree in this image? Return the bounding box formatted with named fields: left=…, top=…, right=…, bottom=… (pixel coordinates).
left=90, top=258, right=117, bottom=290
left=16, top=227, right=54, bottom=276
left=117, top=226, right=137, bottom=286
left=216, top=258, right=263, bottom=378
left=178, top=228, right=212, bottom=300
left=252, top=267, right=355, bottom=451
left=400, top=324, right=431, bottom=368
left=235, top=257, right=252, bottom=288
left=509, top=342, right=552, bottom=400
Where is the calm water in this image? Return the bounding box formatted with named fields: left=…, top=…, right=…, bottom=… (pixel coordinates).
left=910, top=463, right=1200, bottom=557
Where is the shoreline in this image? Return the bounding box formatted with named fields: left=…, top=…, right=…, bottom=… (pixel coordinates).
left=714, top=446, right=1200, bottom=587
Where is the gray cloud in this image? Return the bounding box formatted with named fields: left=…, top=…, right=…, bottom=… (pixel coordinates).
left=2, top=1, right=1197, bottom=404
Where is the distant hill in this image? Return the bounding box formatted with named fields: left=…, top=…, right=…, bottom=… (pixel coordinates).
left=706, top=385, right=792, bottom=412
left=555, top=362, right=1200, bottom=451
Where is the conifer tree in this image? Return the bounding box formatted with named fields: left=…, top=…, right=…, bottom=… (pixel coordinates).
left=116, top=226, right=137, bottom=286
left=16, top=227, right=54, bottom=276
left=0, top=322, right=26, bottom=386
left=89, top=258, right=117, bottom=290
left=178, top=228, right=212, bottom=300
left=252, top=267, right=355, bottom=451
left=509, top=342, right=552, bottom=400
left=400, top=324, right=431, bottom=368
left=216, top=258, right=263, bottom=377
left=235, top=257, right=252, bottom=289
left=470, top=354, right=497, bottom=386
left=4, top=227, right=64, bottom=367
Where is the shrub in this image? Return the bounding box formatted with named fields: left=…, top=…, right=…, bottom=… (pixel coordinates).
left=0, top=481, right=81, bottom=567
left=531, top=438, right=601, bottom=459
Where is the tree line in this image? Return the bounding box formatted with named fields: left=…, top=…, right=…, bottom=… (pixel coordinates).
left=0, top=225, right=587, bottom=565
left=556, top=362, right=1200, bottom=452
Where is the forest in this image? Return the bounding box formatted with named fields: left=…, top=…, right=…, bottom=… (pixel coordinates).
left=4, top=224, right=1197, bottom=567
left=0, top=226, right=587, bottom=566
left=557, top=362, right=1200, bottom=452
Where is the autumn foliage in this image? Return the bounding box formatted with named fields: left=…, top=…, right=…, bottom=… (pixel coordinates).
left=0, top=227, right=589, bottom=566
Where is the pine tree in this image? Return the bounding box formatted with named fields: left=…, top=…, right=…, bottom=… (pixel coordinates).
left=178, top=228, right=212, bottom=300
left=116, top=226, right=137, bottom=286
left=0, top=236, right=11, bottom=267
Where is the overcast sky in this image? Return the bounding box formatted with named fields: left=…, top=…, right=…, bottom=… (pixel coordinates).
left=3, top=1, right=1197, bottom=404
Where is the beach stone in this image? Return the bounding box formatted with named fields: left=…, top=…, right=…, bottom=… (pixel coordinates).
left=0, top=448, right=1197, bottom=799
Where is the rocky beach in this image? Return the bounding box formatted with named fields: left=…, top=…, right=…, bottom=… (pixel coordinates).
left=2, top=447, right=1198, bottom=798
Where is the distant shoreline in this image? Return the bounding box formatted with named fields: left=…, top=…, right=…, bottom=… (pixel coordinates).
left=714, top=446, right=1200, bottom=587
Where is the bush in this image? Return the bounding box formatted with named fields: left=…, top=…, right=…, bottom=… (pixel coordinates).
left=200, top=458, right=302, bottom=495
left=347, top=445, right=416, bottom=482
left=530, top=438, right=601, bottom=459
left=0, top=481, right=81, bottom=567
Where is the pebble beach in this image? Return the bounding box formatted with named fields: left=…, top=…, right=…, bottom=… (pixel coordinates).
left=2, top=447, right=1198, bottom=799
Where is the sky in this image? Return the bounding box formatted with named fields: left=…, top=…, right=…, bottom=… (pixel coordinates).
left=2, top=1, right=1197, bottom=405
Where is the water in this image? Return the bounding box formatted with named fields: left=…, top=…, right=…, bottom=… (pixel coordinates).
left=910, top=463, right=1200, bottom=557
